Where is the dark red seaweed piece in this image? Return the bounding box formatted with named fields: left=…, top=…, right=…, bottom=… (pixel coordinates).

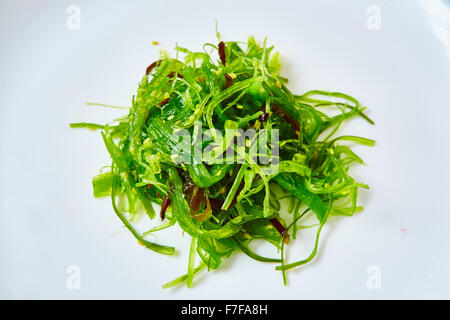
left=269, top=218, right=289, bottom=244
left=272, top=104, right=300, bottom=137
left=229, top=181, right=245, bottom=209
left=182, top=177, right=196, bottom=195
left=145, top=60, right=161, bottom=75
left=158, top=98, right=170, bottom=106
left=224, top=73, right=233, bottom=89
left=160, top=196, right=171, bottom=220
left=167, top=71, right=184, bottom=79
left=160, top=185, right=174, bottom=220
left=209, top=198, right=225, bottom=210
left=258, top=112, right=269, bottom=122
left=218, top=41, right=226, bottom=65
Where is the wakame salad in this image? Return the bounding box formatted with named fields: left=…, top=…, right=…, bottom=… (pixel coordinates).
left=71, top=34, right=374, bottom=288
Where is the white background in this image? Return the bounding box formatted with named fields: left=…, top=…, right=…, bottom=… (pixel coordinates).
left=0, top=0, right=449, bottom=299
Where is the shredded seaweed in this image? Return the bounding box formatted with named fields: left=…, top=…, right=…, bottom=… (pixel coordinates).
left=71, top=33, right=374, bottom=288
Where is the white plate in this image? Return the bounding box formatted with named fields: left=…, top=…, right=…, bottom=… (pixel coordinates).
left=1, top=0, right=449, bottom=299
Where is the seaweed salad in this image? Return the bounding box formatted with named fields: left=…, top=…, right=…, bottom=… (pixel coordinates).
left=71, top=32, right=374, bottom=288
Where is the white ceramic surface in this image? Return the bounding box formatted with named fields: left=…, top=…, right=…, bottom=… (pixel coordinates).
left=1, top=0, right=449, bottom=299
